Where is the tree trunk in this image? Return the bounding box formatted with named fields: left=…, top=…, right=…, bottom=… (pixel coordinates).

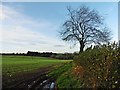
left=79, top=40, right=84, bottom=53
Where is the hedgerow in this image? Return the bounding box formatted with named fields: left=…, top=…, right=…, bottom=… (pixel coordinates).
left=73, top=43, right=120, bottom=88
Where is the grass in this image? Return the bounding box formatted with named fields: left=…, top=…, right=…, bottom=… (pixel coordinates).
left=57, top=70, right=82, bottom=89
left=2, top=55, right=72, bottom=77
left=2, top=55, right=72, bottom=87
left=48, top=61, right=72, bottom=78
left=48, top=62, right=82, bottom=88
left=2, top=55, right=83, bottom=88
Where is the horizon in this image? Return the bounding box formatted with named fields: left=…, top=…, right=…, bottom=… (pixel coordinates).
left=1, top=50, right=75, bottom=54
left=1, top=50, right=77, bottom=53
left=1, top=2, right=118, bottom=53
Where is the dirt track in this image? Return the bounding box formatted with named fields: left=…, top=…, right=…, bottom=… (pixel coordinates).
left=3, top=66, right=57, bottom=90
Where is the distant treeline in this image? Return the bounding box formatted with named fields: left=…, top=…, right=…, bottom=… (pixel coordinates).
left=1, top=51, right=77, bottom=60
left=27, top=51, right=55, bottom=57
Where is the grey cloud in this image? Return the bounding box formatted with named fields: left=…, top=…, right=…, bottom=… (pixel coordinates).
left=54, top=45, right=65, bottom=47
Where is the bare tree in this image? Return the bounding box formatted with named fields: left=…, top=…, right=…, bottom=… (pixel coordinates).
left=60, top=6, right=111, bottom=53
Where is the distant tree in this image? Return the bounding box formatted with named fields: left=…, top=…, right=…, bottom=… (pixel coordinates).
left=59, top=6, right=111, bottom=53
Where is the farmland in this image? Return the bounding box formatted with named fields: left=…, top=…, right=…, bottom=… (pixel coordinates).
left=2, top=43, right=120, bottom=89
left=2, top=55, right=72, bottom=88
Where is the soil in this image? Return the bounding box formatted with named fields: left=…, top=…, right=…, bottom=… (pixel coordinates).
left=2, top=65, right=57, bottom=90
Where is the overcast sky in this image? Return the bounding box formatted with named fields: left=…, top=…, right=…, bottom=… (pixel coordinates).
left=1, top=2, right=118, bottom=53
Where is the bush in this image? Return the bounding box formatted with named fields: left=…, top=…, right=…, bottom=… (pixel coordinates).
left=51, top=53, right=74, bottom=60
left=74, top=43, right=120, bottom=88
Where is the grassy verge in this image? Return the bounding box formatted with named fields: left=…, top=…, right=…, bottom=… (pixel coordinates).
left=48, top=61, right=82, bottom=89
left=57, top=69, right=82, bottom=89
left=48, top=62, right=72, bottom=78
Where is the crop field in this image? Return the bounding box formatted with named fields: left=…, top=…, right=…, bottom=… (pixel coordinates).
left=2, top=55, right=72, bottom=88
left=3, top=44, right=119, bottom=89
left=2, top=55, right=71, bottom=76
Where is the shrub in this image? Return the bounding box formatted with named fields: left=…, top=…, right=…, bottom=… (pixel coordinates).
left=51, top=53, right=74, bottom=60
left=74, top=43, right=120, bottom=88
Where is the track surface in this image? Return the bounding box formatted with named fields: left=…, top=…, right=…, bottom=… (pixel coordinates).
left=3, top=66, right=57, bottom=90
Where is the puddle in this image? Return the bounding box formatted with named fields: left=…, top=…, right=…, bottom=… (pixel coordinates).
left=43, top=82, right=55, bottom=90
left=43, top=80, right=47, bottom=83
left=50, top=82, right=55, bottom=90
left=40, top=80, right=48, bottom=85
left=43, top=84, right=50, bottom=88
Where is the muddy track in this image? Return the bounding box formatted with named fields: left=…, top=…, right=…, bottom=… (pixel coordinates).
left=3, top=66, right=57, bottom=90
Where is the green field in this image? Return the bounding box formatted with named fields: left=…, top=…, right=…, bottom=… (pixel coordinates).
left=2, top=55, right=72, bottom=77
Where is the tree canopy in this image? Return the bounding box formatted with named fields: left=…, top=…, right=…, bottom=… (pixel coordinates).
left=60, top=6, right=111, bottom=52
